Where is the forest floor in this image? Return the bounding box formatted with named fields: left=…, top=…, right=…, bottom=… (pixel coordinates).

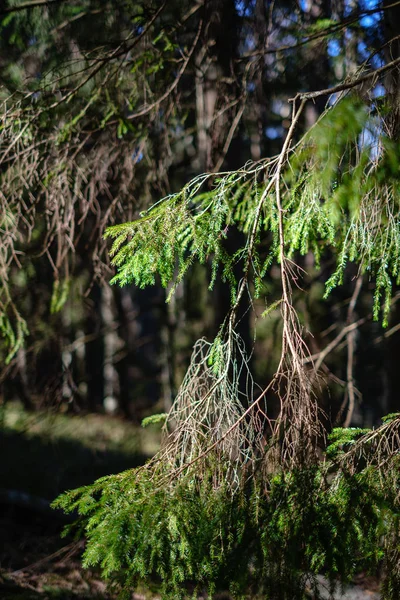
left=0, top=402, right=381, bottom=600
left=0, top=401, right=160, bottom=600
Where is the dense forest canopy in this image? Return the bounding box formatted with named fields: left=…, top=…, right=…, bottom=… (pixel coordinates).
left=1, top=0, right=400, bottom=598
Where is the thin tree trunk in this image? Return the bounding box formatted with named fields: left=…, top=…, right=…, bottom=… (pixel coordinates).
left=85, top=283, right=104, bottom=412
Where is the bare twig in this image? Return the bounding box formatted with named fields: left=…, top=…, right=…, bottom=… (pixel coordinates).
left=295, top=56, right=400, bottom=101
left=342, top=277, right=363, bottom=427
left=0, top=0, right=67, bottom=15
left=239, top=1, right=400, bottom=59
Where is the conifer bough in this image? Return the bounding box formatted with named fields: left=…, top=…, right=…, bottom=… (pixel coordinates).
left=55, top=69, right=400, bottom=599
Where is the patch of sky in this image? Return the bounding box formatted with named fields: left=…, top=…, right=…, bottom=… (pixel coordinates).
left=357, top=40, right=369, bottom=61
left=360, top=0, right=380, bottom=12
left=359, top=122, right=382, bottom=162
left=328, top=39, right=341, bottom=58
left=244, top=35, right=256, bottom=52
left=342, top=0, right=379, bottom=18
left=272, top=99, right=290, bottom=118
left=343, top=0, right=352, bottom=18
left=370, top=54, right=384, bottom=69
left=265, top=126, right=284, bottom=140
left=235, top=0, right=255, bottom=18
left=360, top=15, right=375, bottom=27
left=372, top=84, right=385, bottom=98
left=358, top=40, right=383, bottom=69
left=328, top=93, right=340, bottom=107
left=360, top=0, right=381, bottom=28
left=132, top=149, right=144, bottom=164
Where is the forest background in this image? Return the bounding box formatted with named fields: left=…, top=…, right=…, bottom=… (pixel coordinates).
left=0, top=0, right=400, bottom=599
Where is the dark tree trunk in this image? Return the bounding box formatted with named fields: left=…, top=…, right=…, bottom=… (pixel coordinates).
left=84, top=284, right=104, bottom=412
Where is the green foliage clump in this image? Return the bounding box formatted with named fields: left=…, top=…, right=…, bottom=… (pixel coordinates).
left=105, top=98, right=400, bottom=325
left=53, top=417, right=400, bottom=600
left=141, top=413, right=168, bottom=428
left=105, top=171, right=258, bottom=302
left=50, top=278, right=71, bottom=314
left=286, top=99, right=400, bottom=324
left=0, top=308, right=29, bottom=364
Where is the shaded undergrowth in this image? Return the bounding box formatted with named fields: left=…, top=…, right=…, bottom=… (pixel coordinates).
left=0, top=402, right=160, bottom=599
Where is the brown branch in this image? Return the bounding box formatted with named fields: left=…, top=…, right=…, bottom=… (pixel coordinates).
left=343, top=328, right=356, bottom=428
left=304, top=317, right=369, bottom=369
left=239, top=1, right=400, bottom=59
left=304, top=292, right=400, bottom=372
left=374, top=321, right=400, bottom=344
left=295, top=56, right=400, bottom=101
left=50, top=6, right=108, bottom=34
left=157, top=103, right=310, bottom=481
left=342, top=276, right=363, bottom=427
left=340, top=278, right=362, bottom=426
left=122, top=20, right=202, bottom=122
left=9, top=542, right=83, bottom=576
left=274, top=99, right=306, bottom=364
left=212, top=98, right=246, bottom=173
left=166, top=377, right=277, bottom=483
left=0, top=0, right=67, bottom=15
left=42, top=1, right=168, bottom=114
